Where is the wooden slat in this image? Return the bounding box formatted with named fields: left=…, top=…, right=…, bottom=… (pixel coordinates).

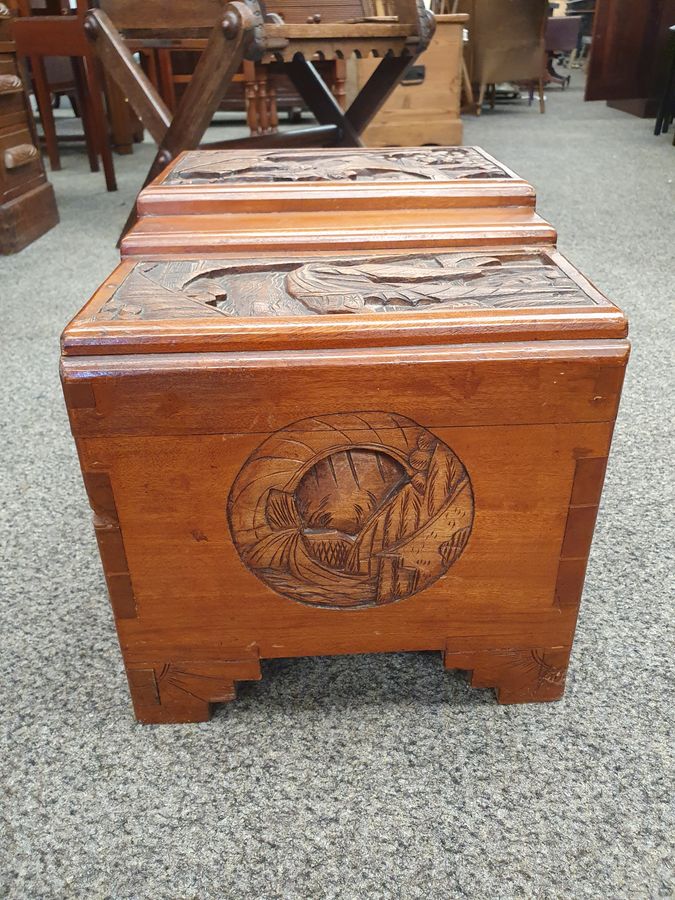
left=85, top=10, right=171, bottom=145
left=97, top=0, right=226, bottom=34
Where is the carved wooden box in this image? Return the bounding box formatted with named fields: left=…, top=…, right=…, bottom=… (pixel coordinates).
left=120, top=146, right=556, bottom=257
left=61, top=147, right=629, bottom=723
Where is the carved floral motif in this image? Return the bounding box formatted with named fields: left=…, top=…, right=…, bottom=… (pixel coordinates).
left=166, top=147, right=507, bottom=184
left=94, top=251, right=597, bottom=321
left=228, top=411, right=474, bottom=608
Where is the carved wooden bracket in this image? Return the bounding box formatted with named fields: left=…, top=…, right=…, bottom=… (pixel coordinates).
left=4, top=143, right=39, bottom=170
left=0, top=74, right=22, bottom=95
left=444, top=646, right=570, bottom=704
left=126, top=651, right=262, bottom=723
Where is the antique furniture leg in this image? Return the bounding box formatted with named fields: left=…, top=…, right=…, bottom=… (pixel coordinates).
left=287, top=56, right=362, bottom=146
left=476, top=80, right=486, bottom=115
left=71, top=55, right=100, bottom=172
left=461, top=57, right=474, bottom=109
left=444, top=646, right=571, bottom=704
left=243, top=60, right=260, bottom=135
left=125, top=656, right=262, bottom=724
left=333, top=57, right=346, bottom=110
left=538, top=75, right=545, bottom=113
left=256, top=64, right=271, bottom=134
left=82, top=52, right=117, bottom=190
left=157, top=49, right=177, bottom=112
left=267, top=69, right=278, bottom=132
left=103, top=68, right=135, bottom=154
left=30, top=54, right=61, bottom=170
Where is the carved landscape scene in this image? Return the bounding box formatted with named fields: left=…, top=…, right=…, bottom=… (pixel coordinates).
left=228, top=412, right=474, bottom=608
left=95, top=251, right=599, bottom=321
left=166, top=147, right=508, bottom=184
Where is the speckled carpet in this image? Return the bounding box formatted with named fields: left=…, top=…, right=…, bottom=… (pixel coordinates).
left=1, top=78, right=674, bottom=899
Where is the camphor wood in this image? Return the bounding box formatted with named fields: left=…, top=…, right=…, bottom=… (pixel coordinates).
left=121, top=145, right=553, bottom=256
left=61, top=146, right=629, bottom=723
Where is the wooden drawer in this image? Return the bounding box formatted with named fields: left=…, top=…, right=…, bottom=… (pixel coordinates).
left=0, top=55, right=16, bottom=77
left=0, top=70, right=26, bottom=131
left=0, top=126, right=41, bottom=197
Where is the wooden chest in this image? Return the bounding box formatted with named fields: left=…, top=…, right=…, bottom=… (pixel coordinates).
left=348, top=15, right=468, bottom=147
left=61, top=147, right=629, bottom=724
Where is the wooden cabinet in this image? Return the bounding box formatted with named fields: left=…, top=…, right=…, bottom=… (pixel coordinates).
left=0, top=4, right=58, bottom=253
left=349, top=14, right=467, bottom=146
left=585, top=0, right=675, bottom=116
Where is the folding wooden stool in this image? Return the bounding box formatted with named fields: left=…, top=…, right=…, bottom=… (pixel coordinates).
left=84, top=0, right=435, bottom=235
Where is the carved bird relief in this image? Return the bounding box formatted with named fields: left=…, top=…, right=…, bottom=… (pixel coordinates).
left=95, top=252, right=595, bottom=322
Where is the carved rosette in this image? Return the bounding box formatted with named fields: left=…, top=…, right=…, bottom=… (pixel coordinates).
left=228, top=412, right=474, bottom=609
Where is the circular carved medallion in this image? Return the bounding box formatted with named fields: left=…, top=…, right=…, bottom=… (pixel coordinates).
left=227, top=412, right=474, bottom=609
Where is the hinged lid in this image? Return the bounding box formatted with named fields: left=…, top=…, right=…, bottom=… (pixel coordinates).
left=62, top=247, right=627, bottom=357
left=136, top=146, right=535, bottom=217
left=123, top=146, right=554, bottom=257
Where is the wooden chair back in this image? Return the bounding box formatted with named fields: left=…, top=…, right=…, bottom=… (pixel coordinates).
left=457, top=0, right=547, bottom=84
left=96, top=0, right=228, bottom=36
left=265, top=0, right=365, bottom=24
left=96, top=0, right=408, bottom=32
left=545, top=15, right=582, bottom=53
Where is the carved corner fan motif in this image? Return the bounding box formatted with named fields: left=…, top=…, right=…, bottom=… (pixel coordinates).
left=167, top=148, right=507, bottom=184
left=94, top=252, right=598, bottom=321
left=227, top=412, right=474, bottom=609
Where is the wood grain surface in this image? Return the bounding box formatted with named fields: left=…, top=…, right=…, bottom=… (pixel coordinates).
left=61, top=146, right=629, bottom=722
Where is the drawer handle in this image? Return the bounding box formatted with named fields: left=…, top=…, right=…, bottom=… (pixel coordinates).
left=0, top=74, right=22, bottom=95
left=4, top=143, right=39, bottom=169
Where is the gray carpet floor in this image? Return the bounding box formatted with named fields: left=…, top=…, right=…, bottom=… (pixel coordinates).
left=1, top=78, right=674, bottom=899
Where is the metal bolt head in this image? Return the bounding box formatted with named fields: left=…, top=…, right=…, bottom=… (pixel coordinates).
left=222, top=10, right=240, bottom=38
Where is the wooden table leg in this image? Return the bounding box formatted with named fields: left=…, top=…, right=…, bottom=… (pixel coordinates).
left=104, top=69, right=135, bottom=154
left=31, top=54, right=60, bottom=171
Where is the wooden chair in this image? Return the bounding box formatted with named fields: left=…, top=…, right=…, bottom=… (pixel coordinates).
left=83, top=0, right=435, bottom=235
left=456, top=0, right=548, bottom=114
left=544, top=15, right=581, bottom=88
left=148, top=46, right=345, bottom=137
left=12, top=0, right=117, bottom=189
